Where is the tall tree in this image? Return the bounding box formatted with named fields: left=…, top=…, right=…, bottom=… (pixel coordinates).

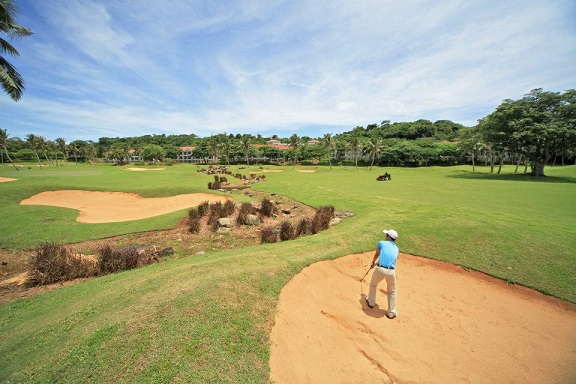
left=25, top=133, right=43, bottom=169
left=0, top=0, right=32, bottom=101
left=289, top=133, right=300, bottom=169
left=479, top=88, right=576, bottom=176
left=55, top=137, right=68, bottom=165
left=322, top=133, right=336, bottom=170
left=348, top=137, right=361, bottom=170
left=458, top=128, right=485, bottom=172
left=0, top=128, right=18, bottom=169
left=240, top=134, right=251, bottom=167
left=365, top=139, right=382, bottom=170
left=207, top=136, right=220, bottom=164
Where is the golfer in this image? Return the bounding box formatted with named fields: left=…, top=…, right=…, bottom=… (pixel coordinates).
left=365, top=229, right=399, bottom=319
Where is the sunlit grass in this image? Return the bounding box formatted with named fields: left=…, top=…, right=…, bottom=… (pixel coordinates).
left=0, top=162, right=574, bottom=383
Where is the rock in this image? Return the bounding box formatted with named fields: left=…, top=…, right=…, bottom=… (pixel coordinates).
left=329, top=217, right=342, bottom=226
left=218, top=218, right=235, bottom=228
left=335, top=210, right=355, bottom=218
left=245, top=214, right=260, bottom=225
left=156, top=247, right=174, bottom=257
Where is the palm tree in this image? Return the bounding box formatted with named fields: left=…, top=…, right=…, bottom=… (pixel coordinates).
left=0, top=0, right=32, bottom=101
left=365, top=139, right=382, bottom=170
left=219, top=135, right=232, bottom=166
left=37, top=136, right=55, bottom=166
left=26, top=133, right=43, bottom=169
left=240, top=134, right=251, bottom=167
left=348, top=137, right=361, bottom=170
left=207, top=136, right=219, bottom=164
left=55, top=137, right=68, bottom=165
left=322, top=133, right=336, bottom=170
left=289, top=133, right=300, bottom=169
left=0, top=128, right=18, bottom=170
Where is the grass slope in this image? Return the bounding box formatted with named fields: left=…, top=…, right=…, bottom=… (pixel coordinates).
left=0, top=163, right=575, bottom=383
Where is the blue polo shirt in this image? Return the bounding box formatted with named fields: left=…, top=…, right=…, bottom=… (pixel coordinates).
left=376, top=240, right=399, bottom=268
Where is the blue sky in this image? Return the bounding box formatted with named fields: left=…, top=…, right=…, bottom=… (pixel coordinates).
left=2, top=0, right=575, bottom=142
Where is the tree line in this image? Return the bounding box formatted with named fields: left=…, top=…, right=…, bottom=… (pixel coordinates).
left=1, top=89, right=574, bottom=176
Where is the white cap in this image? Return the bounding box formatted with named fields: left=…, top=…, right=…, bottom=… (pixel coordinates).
left=383, top=229, right=398, bottom=240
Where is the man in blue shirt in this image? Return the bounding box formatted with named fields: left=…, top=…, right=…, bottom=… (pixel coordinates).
left=366, top=229, right=399, bottom=319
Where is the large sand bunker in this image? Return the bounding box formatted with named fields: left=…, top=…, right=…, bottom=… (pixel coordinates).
left=20, top=190, right=231, bottom=223
left=270, top=252, right=576, bottom=384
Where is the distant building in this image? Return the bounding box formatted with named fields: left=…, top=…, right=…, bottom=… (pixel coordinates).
left=128, top=149, right=142, bottom=162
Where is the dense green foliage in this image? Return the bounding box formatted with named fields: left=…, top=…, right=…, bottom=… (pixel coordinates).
left=0, top=163, right=574, bottom=383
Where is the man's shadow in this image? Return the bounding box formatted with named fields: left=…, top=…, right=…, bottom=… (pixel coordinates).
left=359, top=293, right=388, bottom=318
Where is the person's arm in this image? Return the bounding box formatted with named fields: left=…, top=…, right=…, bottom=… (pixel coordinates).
left=371, top=249, right=379, bottom=267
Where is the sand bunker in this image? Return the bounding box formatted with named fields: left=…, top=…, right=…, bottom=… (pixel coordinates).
left=20, top=190, right=231, bottom=223
left=0, top=177, right=16, bottom=182
left=270, top=252, right=576, bottom=384
left=297, top=170, right=315, bottom=173
left=126, top=167, right=165, bottom=171
left=249, top=170, right=284, bottom=174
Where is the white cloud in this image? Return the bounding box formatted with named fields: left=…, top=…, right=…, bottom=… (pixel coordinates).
left=5, top=0, right=575, bottom=141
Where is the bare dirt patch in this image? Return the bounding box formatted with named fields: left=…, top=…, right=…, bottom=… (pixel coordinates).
left=20, top=190, right=231, bottom=223
left=270, top=253, right=576, bottom=384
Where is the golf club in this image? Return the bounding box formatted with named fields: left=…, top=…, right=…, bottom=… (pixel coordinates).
left=360, top=264, right=374, bottom=281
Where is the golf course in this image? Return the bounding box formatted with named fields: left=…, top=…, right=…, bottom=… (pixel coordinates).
left=0, top=163, right=575, bottom=383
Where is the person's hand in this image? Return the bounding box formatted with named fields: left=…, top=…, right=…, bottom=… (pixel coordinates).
left=370, top=262, right=375, bottom=268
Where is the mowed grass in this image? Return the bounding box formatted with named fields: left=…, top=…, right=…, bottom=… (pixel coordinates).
left=0, top=163, right=575, bottom=383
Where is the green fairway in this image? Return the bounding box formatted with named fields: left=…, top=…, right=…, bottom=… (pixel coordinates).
left=0, top=163, right=575, bottom=383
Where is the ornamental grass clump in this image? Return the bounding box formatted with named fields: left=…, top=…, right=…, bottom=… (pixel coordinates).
left=279, top=220, right=295, bottom=241
left=260, top=227, right=277, bottom=244
left=188, top=208, right=201, bottom=233
left=311, top=205, right=335, bottom=234
left=224, top=200, right=235, bottom=216
left=98, top=245, right=140, bottom=274
left=237, top=202, right=257, bottom=225
left=295, top=217, right=312, bottom=237
left=27, top=242, right=96, bottom=286
left=198, top=201, right=210, bottom=217
left=260, top=198, right=275, bottom=217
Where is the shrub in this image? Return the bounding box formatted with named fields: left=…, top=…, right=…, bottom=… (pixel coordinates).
left=224, top=200, right=235, bottom=216
left=279, top=220, right=295, bottom=241
left=27, top=242, right=96, bottom=286
left=98, top=245, right=141, bottom=274
left=295, top=217, right=312, bottom=237
left=210, top=201, right=223, bottom=216
left=311, top=205, right=335, bottom=234
left=207, top=211, right=220, bottom=232
left=188, top=208, right=201, bottom=233
left=260, top=227, right=277, bottom=244
left=237, top=202, right=256, bottom=225
left=260, top=198, right=275, bottom=217
left=198, top=201, right=210, bottom=217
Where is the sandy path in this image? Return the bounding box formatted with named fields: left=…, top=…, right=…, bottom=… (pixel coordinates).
left=270, top=252, right=576, bottom=384
left=20, top=190, right=231, bottom=223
